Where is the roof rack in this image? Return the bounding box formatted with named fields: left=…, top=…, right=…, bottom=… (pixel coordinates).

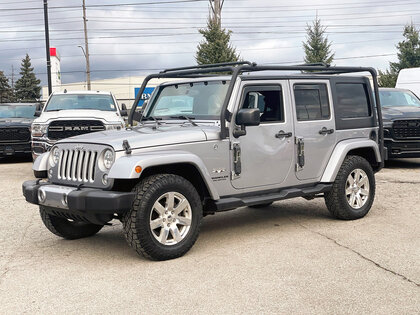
left=160, top=61, right=255, bottom=74
left=129, top=61, right=383, bottom=164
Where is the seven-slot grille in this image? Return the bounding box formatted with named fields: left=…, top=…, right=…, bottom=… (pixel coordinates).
left=0, top=127, right=30, bottom=142
left=393, top=120, right=420, bottom=139
left=48, top=120, right=105, bottom=140
left=58, top=148, right=98, bottom=183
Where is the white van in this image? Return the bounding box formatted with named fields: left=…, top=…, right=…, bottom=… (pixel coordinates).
left=396, top=67, right=420, bottom=97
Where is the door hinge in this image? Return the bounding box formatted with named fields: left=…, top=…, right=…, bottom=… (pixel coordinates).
left=232, top=143, right=241, bottom=178
left=295, top=137, right=305, bottom=171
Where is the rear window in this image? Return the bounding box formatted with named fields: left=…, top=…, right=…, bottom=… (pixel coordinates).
left=294, top=84, right=330, bottom=121
left=336, top=83, right=371, bottom=118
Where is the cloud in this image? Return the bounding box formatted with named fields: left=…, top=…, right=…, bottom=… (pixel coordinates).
left=0, top=0, right=416, bottom=86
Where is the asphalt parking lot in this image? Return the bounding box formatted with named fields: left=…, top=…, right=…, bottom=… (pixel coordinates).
left=0, top=157, right=419, bottom=314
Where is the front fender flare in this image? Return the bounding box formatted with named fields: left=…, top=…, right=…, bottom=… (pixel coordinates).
left=321, top=139, right=381, bottom=183
left=108, top=151, right=220, bottom=200
left=32, top=152, right=49, bottom=172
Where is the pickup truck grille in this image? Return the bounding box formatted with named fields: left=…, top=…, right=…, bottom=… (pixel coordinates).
left=393, top=119, right=420, bottom=139
left=0, top=127, right=30, bottom=142
left=58, top=148, right=98, bottom=183
left=48, top=120, right=105, bottom=140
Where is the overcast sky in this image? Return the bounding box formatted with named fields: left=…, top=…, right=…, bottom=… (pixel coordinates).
left=0, top=0, right=419, bottom=87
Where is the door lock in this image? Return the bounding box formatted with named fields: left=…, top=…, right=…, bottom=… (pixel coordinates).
left=275, top=130, right=293, bottom=138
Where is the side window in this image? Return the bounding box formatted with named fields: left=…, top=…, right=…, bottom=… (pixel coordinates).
left=336, top=83, right=371, bottom=118
left=241, top=87, right=284, bottom=123
left=294, top=84, right=330, bottom=121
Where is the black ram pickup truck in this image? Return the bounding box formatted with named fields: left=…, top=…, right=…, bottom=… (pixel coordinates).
left=0, top=103, right=39, bottom=157
left=379, top=88, right=420, bottom=159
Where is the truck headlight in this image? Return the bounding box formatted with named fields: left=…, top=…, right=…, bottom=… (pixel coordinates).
left=48, top=146, right=60, bottom=167
left=31, top=124, right=48, bottom=137
left=105, top=123, right=123, bottom=130
left=100, top=149, right=115, bottom=170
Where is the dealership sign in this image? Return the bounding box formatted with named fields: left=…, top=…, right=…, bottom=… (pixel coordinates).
left=134, top=87, right=155, bottom=107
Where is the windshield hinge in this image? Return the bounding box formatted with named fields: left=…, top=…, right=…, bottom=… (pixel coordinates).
left=122, top=140, right=132, bottom=154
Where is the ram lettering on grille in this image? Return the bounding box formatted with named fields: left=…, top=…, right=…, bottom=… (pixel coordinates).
left=58, top=149, right=97, bottom=182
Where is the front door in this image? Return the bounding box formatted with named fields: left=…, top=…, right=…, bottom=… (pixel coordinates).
left=291, top=80, right=336, bottom=180
left=231, top=82, right=294, bottom=189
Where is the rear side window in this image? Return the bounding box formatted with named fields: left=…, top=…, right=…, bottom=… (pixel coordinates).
left=336, top=83, right=371, bottom=118
left=294, top=84, right=330, bottom=121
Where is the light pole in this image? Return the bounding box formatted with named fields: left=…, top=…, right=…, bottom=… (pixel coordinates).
left=43, top=0, right=52, bottom=95
left=78, top=45, right=89, bottom=90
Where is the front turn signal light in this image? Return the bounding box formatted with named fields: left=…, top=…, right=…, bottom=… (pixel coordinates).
left=135, top=166, right=142, bottom=174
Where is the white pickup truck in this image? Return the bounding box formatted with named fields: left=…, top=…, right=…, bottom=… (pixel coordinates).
left=31, top=91, right=126, bottom=161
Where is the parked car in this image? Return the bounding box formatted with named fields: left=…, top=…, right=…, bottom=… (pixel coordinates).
left=396, top=67, right=420, bottom=97
left=379, top=88, right=420, bottom=158
left=31, top=90, right=127, bottom=161
left=0, top=102, right=39, bottom=157
left=23, top=62, right=384, bottom=261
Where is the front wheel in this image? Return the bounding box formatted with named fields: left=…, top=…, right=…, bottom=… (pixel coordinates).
left=123, top=174, right=202, bottom=261
left=324, top=155, right=375, bottom=220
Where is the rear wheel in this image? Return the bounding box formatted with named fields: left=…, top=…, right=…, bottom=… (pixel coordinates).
left=40, top=206, right=103, bottom=239
left=123, top=174, right=202, bottom=261
left=324, top=155, right=375, bottom=220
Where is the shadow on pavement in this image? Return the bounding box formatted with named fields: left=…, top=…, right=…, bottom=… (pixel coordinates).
left=384, top=158, right=420, bottom=169
left=0, top=155, right=32, bottom=164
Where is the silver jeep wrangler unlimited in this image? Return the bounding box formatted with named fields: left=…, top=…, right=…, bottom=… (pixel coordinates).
left=23, top=62, right=385, bottom=261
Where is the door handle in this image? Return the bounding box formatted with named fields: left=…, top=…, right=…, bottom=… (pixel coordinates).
left=275, top=130, right=293, bottom=138
left=319, top=127, right=334, bottom=135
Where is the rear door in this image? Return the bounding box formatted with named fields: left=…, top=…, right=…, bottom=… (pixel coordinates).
left=290, top=80, right=336, bottom=180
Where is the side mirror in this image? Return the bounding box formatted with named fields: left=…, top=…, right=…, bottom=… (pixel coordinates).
left=120, top=103, right=128, bottom=116
left=233, top=108, right=260, bottom=138
left=34, top=103, right=42, bottom=117
left=236, top=108, right=260, bottom=126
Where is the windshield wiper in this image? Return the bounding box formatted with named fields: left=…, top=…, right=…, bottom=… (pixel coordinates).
left=170, top=115, right=198, bottom=126
left=143, top=116, right=162, bottom=129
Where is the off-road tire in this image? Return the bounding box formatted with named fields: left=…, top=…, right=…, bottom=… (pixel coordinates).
left=123, top=174, right=202, bottom=261
left=325, top=155, right=375, bottom=220
left=40, top=206, right=103, bottom=239
left=249, top=202, right=273, bottom=208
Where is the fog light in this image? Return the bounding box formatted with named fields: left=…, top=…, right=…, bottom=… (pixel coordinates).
left=62, top=194, right=68, bottom=207
left=102, top=173, right=108, bottom=185
left=38, top=189, right=46, bottom=203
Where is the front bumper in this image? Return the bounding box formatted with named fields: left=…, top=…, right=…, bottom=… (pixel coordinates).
left=384, top=138, right=420, bottom=158
left=0, top=142, right=31, bottom=156
left=22, top=180, right=135, bottom=225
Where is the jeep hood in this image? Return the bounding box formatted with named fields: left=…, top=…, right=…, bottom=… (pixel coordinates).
left=33, top=109, right=123, bottom=124
left=58, top=124, right=215, bottom=151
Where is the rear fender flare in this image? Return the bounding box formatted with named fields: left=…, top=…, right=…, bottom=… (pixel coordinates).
left=321, top=139, right=381, bottom=183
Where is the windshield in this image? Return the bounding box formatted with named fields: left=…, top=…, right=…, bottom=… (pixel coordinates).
left=379, top=90, right=420, bottom=107
left=45, top=94, right=116, bottom=112
left=0, top=104, right=36, bottom=118
left=145, top=80, right=229, bottom=119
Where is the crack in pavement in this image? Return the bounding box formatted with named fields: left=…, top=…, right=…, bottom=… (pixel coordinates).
left=288, top=217, right=420, bottom=288
left=379, top=180, right=420, bottom=185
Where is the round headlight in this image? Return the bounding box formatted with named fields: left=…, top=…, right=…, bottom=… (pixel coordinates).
left=103, top=149, right=114, bottom=169
left=49, top=146, right=60, bottom=167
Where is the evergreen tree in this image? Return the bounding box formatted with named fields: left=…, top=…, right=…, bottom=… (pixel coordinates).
left=379, top=23, right=420, bottom=87
left=14, top=54, right=41, bottom=101
left=303, top=17, right=334, bottom=65
left=0, top=71, right=14, bottom=103
left=195, top=18, right=240, bottom=65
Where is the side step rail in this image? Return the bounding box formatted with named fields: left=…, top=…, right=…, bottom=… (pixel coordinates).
left=211, top=184, right=332, bottom=212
